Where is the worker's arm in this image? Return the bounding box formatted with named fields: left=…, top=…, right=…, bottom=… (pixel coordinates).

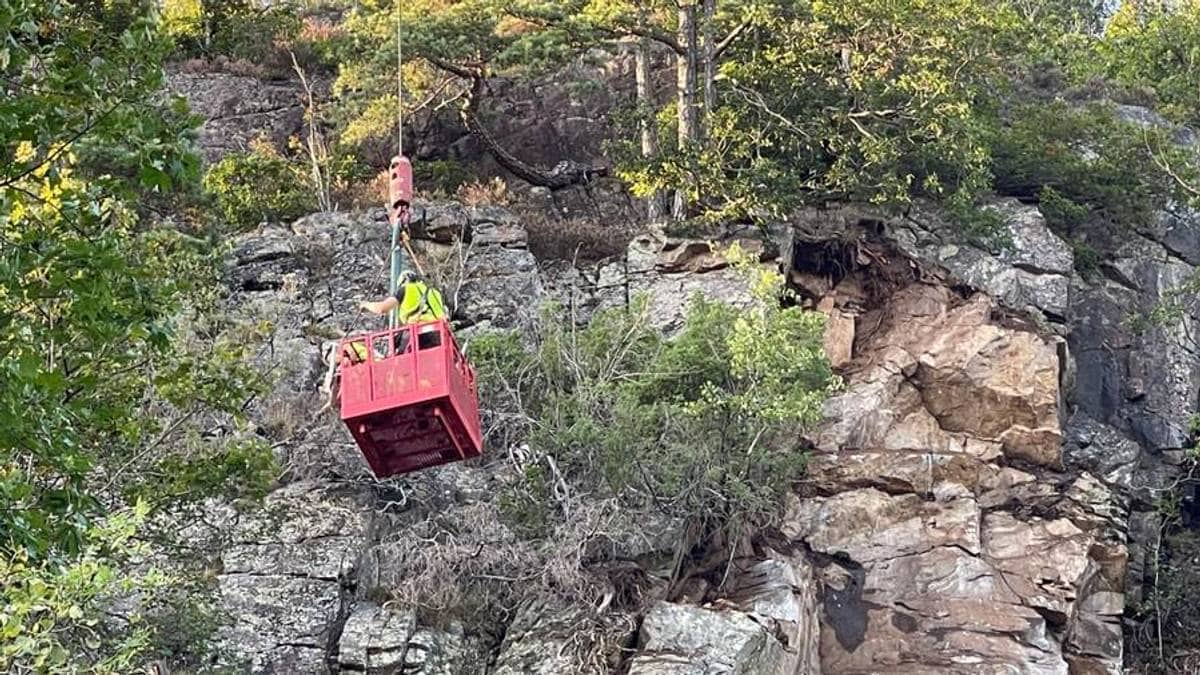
left=359, top=296, right=399, bottom=315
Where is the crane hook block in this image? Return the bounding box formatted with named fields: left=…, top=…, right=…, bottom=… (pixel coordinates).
left=388, top=155, right=414, bottom=226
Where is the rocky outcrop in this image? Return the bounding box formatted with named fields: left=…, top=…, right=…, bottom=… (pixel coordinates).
left=627, top=602, right=789, bottom=675
left=781, top=187, right=1200, bottom=673
left=626, top=553, right=818, bottom=675
left=337, top=604, right=478, bottom=675
left=489, top=599, right=615, bottom=675
left=890, top=198, right=1074, bottom=324
left=541, top=227, right=776, bottom=330
left=168, top=71, right=305, bottom=162
left=782, top=202, right=1138, bottom=674
left=206, top=180, right=1200, bottom=674
left=214, top=482, right=368, bottom=673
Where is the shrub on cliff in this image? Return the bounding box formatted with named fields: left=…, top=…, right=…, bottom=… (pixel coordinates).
left=990, top=101, right=1193, bottom=231
left=203, top=140, right=317, bottom=230
left=1099, top=2, right=1200, bottom=126
left=163, top=0, right=301, bottom=69
left=473, top=247, right=839, bottom=552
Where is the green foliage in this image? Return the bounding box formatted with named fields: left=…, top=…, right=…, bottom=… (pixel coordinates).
left=946, top=194, right=1009, bottom=247
left=497, top=463, right=554, bottom=537
left=326, top=0, right=1200, bottom=230
left=2, top=0, right=182, bottom=556
left=1038, top=185, right=1091, bottom=232
left=1039, top=185, right=1103, bottom=276
left=475, top=255, right=839, bottom=541
left=0, top=503, right=167, bottom=673
left=1, top=0, right=275, bottom=606
left=162, top=0, right=207, bottom=48
left=203, top=140, right=317, bottom=229
left=990, top=101, right=1185, bottom=228
left=333, top=0, right=585, bottom=150
left=140, top=580, right=226, bottom=670
left=613, top=0, right=1021, bottom=221
left=1099, top=2, right=1200, bottom=125
left=415, top=159, right=472, bottom=193
left=164, top=0, right=301, bottom=65
left=1070, top=239, right=1101, bottom=278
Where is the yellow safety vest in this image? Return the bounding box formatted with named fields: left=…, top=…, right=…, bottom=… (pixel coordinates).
left=397, top=281, right=447, bottom=324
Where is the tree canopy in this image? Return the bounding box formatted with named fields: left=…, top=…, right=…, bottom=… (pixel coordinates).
left=1, top=0, right=274, bottom=668
left=331, top=0, right=1199, bottom=225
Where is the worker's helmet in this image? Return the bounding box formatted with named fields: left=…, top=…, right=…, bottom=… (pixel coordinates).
left=397, top=269, right=421, bottom=286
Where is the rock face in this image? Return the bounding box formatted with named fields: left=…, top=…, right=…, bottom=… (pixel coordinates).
left=167, top=71, right=305, bottom=162
left=783, top=201, right=1138, bottom=675
left=781, top=191, right=1200, bottom=674
left=542, top=228, right=772, bottom=330
left=337, top=604, right=477, bottom=675
left=628, top=602, right=788, bottom=675
left=489, top=599, right=614, bottom=675
left=890, top=198, right=1074, bottom=323
left=214, top=482, right=368, bottom=673
left=206, top=182, right=1200, bottom=674
left=625, top=551, right=820, bottom=675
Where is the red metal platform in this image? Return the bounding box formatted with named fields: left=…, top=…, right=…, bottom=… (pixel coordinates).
left=338, top=320, right=483, bottom=477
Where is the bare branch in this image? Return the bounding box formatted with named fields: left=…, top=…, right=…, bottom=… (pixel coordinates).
left=713, top=19, right=750, bottom=60
left=425, top=56, right=482, bottom=81
left=1147, top=131, right=1200, bottom=199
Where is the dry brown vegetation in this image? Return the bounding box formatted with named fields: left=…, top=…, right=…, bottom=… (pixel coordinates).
left=176, top=56, right=274, bottom=80
left=364, top=494, right=649, bottom=670
left=456, top=177, right=512, bottom=207
left=521, top=210, right=635, bottom=262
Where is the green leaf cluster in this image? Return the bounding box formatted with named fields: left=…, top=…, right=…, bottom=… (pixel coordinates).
left=0, top=502, right=168, bottom=674
left=323, top=0, right=1200, bottom=228
left=163, top=0, right=301, bottom=64
left=202, top=139, right=317, bottom=230
left=473, top=257, right=839, bottom=540
left=1098, top=2, right=1200, bottom=126
left=1, top=2, right=276, bottom=655
left=990, top=101, right=1189, bottom=229
left=616, top=0, right=1020, bottom=221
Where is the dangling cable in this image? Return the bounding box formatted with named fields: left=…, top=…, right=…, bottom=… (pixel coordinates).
left=396, top=0, right=404, bottom=158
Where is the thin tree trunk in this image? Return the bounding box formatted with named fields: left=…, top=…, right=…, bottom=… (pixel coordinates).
left=636, top=38, right=666, bottom=223
left=702, top=0, right=716, bottom=133
left=673, top=2, right=699, bottom=221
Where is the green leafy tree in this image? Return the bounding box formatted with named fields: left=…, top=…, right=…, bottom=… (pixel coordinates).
left=0, top=503, right=168, bottom=673
left=510, top=0, right=761, bottom=218
left=336, top=0, right=585, bottom=183
left=2, top=1, right=278, bottom=665
left=1, top=0, right=274, bottom=584
left=203, top=138, right=318, bottom=229
left=1099, top=1, right=1200, bottom=125
left=163, top=0, right=298, bottom=61
left=612, top=0, right=1024, bottom=222
left=990, top=101, right=1194, bottom=228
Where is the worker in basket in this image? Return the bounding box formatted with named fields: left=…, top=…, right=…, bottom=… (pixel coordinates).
left=318, top=271, right=448, bottom=415
left=358, top=270, right=448, bottom=348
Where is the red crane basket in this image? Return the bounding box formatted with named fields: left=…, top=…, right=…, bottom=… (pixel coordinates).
left=338, top=320, right=483, bottom=477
